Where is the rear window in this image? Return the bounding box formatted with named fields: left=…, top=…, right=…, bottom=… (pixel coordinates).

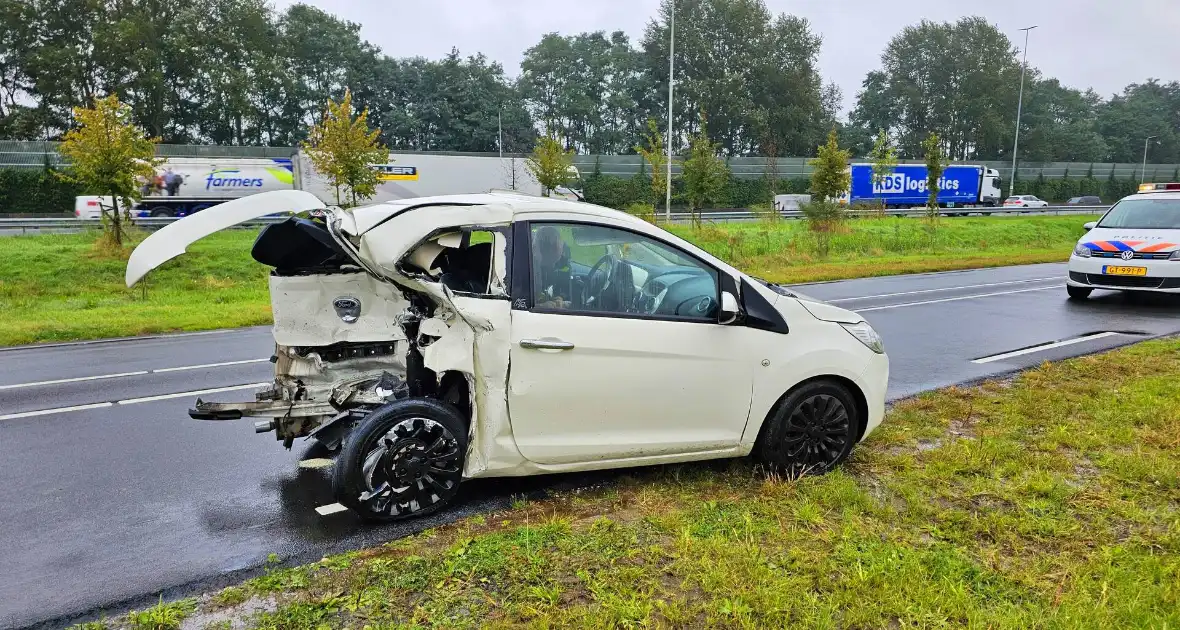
left=1098, top=198, right=1180, bottom=229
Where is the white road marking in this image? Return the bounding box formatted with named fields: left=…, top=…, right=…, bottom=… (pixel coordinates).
left=0, top=402, right=114, bottom=421
left=972, top=332, right=1121, bottom=364
left=0, top=382, right=267, bottom=421
left=828, top=276, right=1060, bottom=303
left=315, top=503, right=350, bottom=516
left=152, top=358, right=270, bottom=373
left=298, top=458, right=335, bottom=469
left=0, top=371, right=149, bottom=391
left=0, top=358, right=269, bottom=391
left=117, top=383, right=268, bottom=406
left=857, top=286, right=1057, bottom=312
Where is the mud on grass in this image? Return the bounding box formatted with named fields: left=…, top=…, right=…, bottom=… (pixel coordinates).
left=76, top=339, right=1180, bottom=629
left=0, top=215, right=1094, bottom=347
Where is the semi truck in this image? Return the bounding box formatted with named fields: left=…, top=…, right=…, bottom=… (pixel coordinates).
left=76, top=153, right=582, bottom=219
left=292, top=151, right=582, bottom=205
left=842, top=163, right=1002, bottom=210
left=75, top=157, right=294, bottom=219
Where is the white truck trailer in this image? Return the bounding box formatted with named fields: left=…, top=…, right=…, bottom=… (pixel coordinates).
left=74, top=157, right=294, bottom=219
left=76, top=153, right=582, bottom=219
left=292, top=151, right=582, bottom=206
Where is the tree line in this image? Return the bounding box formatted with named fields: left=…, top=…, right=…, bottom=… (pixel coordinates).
left=1, top=0, right=1177, bottom=165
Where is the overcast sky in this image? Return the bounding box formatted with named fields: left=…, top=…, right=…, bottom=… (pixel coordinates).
left=273, top=0, right=1180, bottom=116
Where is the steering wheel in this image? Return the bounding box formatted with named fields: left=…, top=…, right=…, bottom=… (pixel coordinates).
left=674, top=295, right=717, bottom=317
left=585, top=254, right=618, bottom=310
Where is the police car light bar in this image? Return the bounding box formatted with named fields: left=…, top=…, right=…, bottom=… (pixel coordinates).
left=1138, top=182, right=1180, bottom=192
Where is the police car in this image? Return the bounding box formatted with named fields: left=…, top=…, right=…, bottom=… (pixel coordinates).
left=1067, top=182, right=1180, bottom=299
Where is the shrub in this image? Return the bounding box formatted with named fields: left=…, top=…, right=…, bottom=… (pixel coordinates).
left=0, top=168, right=83, bottom=215
left=624, top=202, right=656, bottom=224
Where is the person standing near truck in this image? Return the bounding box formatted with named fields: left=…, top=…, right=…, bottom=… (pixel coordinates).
left=164, top=169, right=182, bottom=196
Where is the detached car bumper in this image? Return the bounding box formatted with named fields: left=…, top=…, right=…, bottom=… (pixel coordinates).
left=1067, top=255, right=1180, bottom=293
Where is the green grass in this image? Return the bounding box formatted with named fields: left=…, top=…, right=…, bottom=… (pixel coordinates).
left=125, top=597, right=197, bottom=630
left=667, top=214, right=1096, bottom=284
left=85, top=338, right=1179, bottom=629
left=0, top=215, right=1095, bottom=347
left=0, top=229, right=271, bottom=346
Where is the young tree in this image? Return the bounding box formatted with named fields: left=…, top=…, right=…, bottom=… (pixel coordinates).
left=303, top=89, right=386, bottom=207
left=868, top=128, right=898, bottom=212
left=57, top=94, right=161, bottom=247
left=808, top=128, right=851, bottom=203
left=922, top=132, right=944, bottom=220
left=681, top=113, right=729, bottom=226
left=525, top=132, right=575, bottom=196
left=635, top=118, right=669, bottom=212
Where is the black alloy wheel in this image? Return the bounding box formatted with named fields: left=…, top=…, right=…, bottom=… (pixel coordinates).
left=332, top=399, right=467, bottom=523
left=757, top=381, right=859, bottom=477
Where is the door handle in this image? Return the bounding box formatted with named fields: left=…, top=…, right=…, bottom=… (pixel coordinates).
left=520, top=338, right=575, bottom=350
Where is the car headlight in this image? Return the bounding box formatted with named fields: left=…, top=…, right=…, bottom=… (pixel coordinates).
left=1073, top=243, right=1092, bottom=258
left=841, top=321, right=885, bottom=354
left=1169, top=250, right=1180, bottom=261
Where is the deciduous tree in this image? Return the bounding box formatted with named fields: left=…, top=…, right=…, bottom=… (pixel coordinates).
left=922, top=132, right=944, bottom=220
left=525, top=133, right=575, bottom=197
left=302, top=89, right=386, bottom=207
left=57, top=94, right=160, bottom=246
left=808, top=128, right=850, bottom=203
left=868, top=128, right=897, bottom=211
left=681, top=113, right=729, bottom=225
left=635, top=118, right=669, bottom=209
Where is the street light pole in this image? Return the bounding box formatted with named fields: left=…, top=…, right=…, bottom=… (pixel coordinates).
left=1142, top=135, right=1158, bottom=184
left=1009, top=25, right=1037, bottom=198
left=664, top=0, right=675, bottom=222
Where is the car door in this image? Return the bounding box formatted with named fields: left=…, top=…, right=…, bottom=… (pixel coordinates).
left=506, top=220, right=758, bottom=466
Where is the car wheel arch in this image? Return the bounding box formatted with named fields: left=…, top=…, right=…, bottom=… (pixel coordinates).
left=749, top=374, right=870, bottom=451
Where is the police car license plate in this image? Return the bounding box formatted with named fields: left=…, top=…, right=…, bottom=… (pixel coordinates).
left=1102, top=265, right=1147, bottom=276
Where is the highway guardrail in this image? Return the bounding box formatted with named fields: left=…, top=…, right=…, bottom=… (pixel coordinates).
left=0, top=205, right=1110, bottom=234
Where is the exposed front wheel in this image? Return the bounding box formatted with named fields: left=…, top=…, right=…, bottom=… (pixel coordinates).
left=756, top=380, right=859, bottom=478
left=1067, top=285, right=1092, bottom=300
left=332, top=399, right=467, bottom=523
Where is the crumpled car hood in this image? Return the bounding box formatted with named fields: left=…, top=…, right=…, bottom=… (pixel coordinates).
left=125, top=190, right=327, bottom=286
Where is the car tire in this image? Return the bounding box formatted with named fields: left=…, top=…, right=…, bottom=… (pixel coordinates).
left=149, top=207, right=174, bottom=217
left=755, top=380, right=860, bottom=478
left=331, top=398, right=467, bottom=523
left=1067, top=285, right=1092, bottom=300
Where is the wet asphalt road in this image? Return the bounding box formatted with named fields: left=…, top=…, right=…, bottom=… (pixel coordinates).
left=1, top=262, right=1178, bottom=629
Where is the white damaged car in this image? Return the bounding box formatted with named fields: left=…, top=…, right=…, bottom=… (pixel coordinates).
left=126, top=190, right=889, bottom=522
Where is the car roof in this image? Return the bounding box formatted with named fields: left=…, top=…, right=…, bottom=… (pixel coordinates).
left=348, top=190, right=648, bottom=234
left=1125, top=191, right=1180, bottom=201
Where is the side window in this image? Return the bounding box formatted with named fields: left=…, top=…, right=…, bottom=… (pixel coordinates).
left=405, top=228, right=507, bottom=297
left=529, top=222, right=720, bottom=321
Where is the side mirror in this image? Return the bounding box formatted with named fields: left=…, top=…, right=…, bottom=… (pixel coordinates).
left=1083, top=221, right=1097, bottom=231
left=719, top=291, right=740, bottom=325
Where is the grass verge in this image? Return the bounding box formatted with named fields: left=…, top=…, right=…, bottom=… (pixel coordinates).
left=74, top=338, right=1180, bottom=629
left=0, top=215, right=1094, bottom=346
